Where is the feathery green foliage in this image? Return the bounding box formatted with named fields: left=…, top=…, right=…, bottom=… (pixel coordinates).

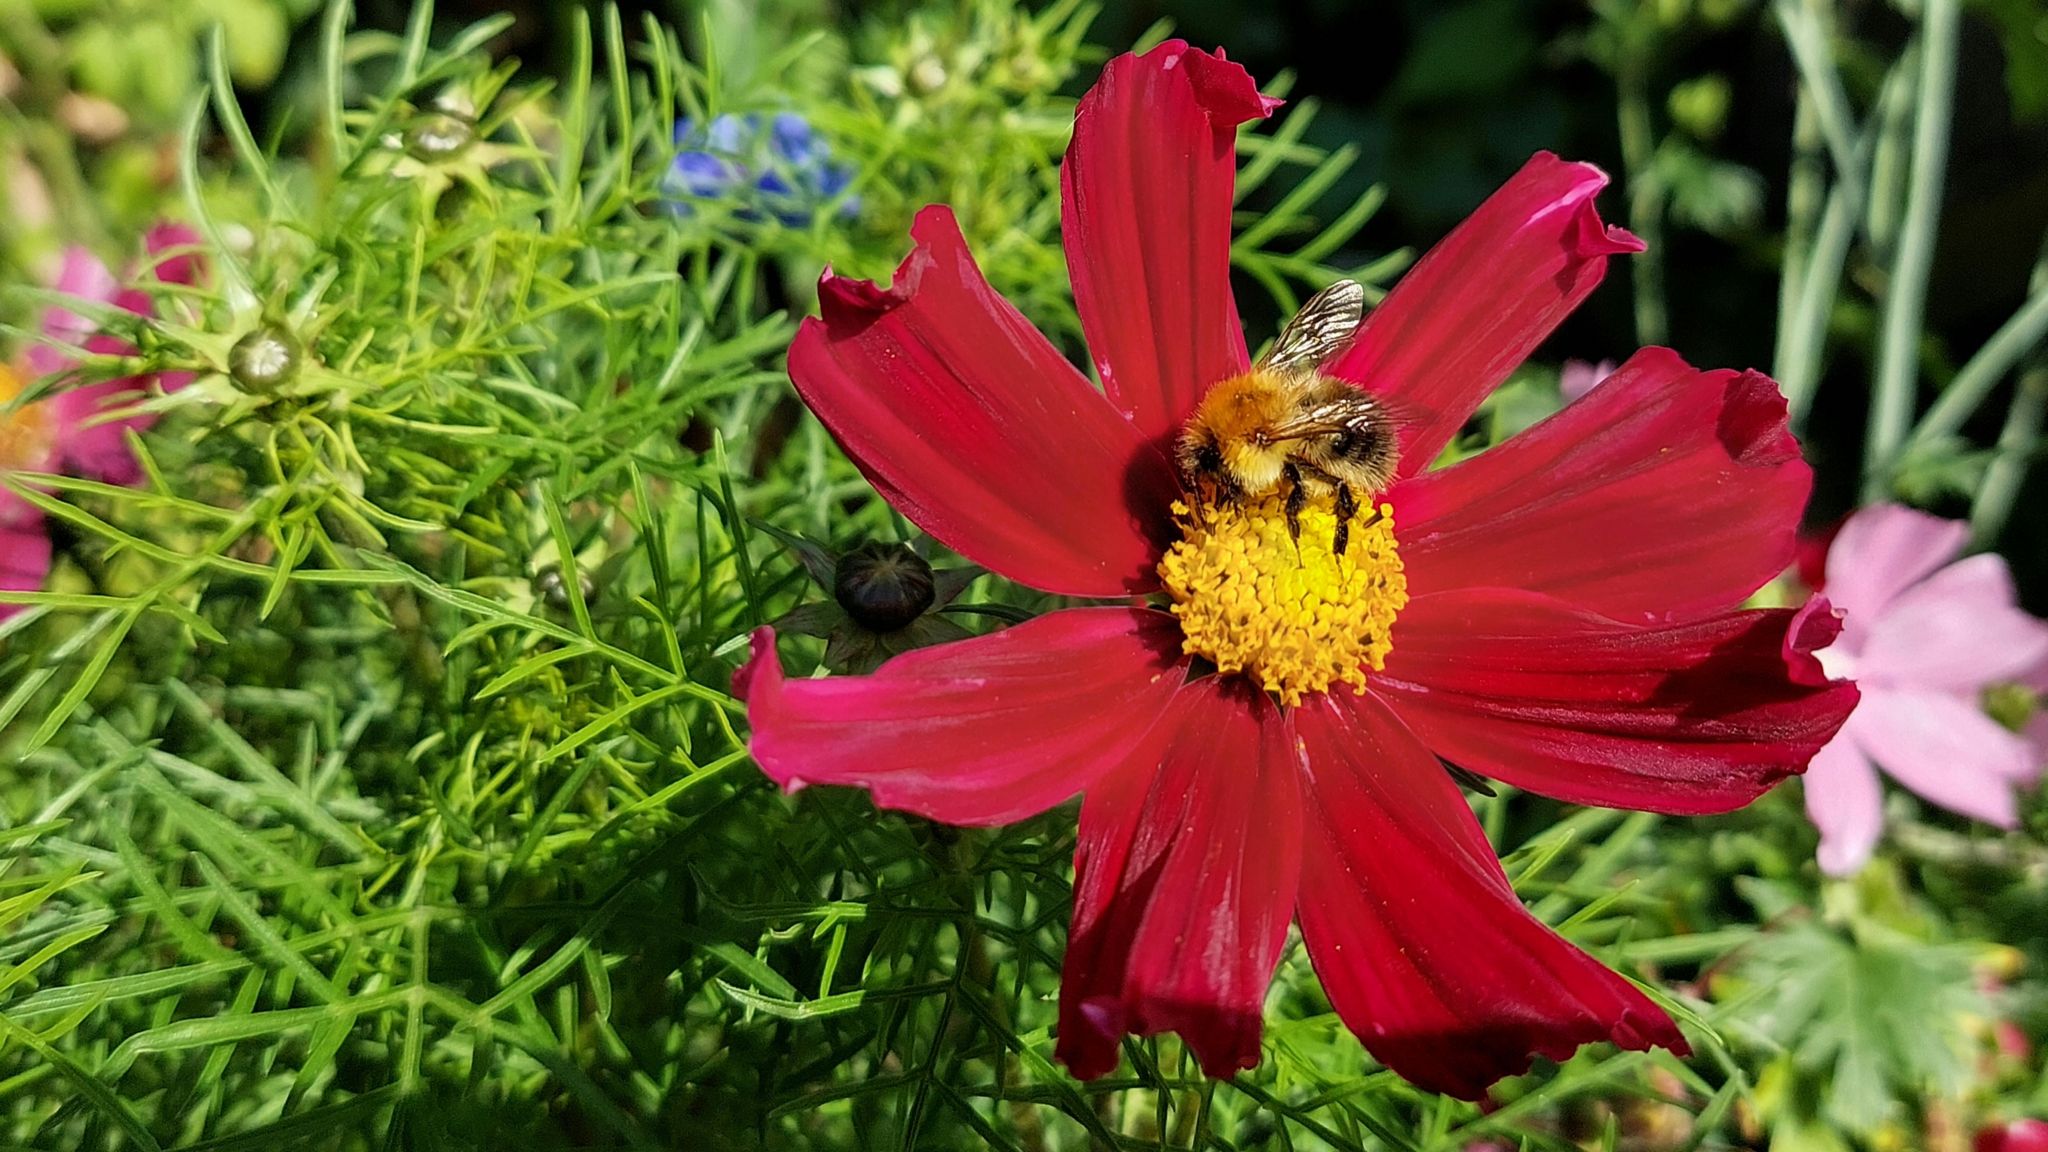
left=0, top=2, right=2042, bottom=1149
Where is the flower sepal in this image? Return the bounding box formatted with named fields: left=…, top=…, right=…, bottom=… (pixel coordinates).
left=753, top=520, right=987, bottom=674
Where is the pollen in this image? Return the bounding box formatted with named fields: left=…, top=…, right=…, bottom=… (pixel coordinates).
left=1158, top=492, right=1406, bottom=707
left=0, top=364, right=53, bottom=475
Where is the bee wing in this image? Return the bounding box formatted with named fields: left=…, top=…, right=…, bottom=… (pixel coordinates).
left=1265, top=397, right=1383, bottom=442
left=1257, top=279, right=1365, bottom=374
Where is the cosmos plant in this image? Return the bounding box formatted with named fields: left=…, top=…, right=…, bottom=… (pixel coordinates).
left=736, top=42, right=1859, bottom=1096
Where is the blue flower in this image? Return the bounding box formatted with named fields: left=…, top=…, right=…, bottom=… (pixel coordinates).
left=664, top=113, right=859, bottom=225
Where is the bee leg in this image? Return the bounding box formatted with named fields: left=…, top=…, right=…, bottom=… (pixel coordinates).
left=1333, top=482, right=1357, bottom=557
left=1281, top=463, right=1307, bottom=544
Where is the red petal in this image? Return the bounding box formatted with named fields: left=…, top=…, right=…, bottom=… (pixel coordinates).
left=1393, top=349, right=1809, bottom=622
left=790, top=206, right=1178, bottom=596
left=734, top=608, right=1186, bottom=825
left=1062, top=42, right=1277, bottom=445
left=1327, top=153, right=1641, bottom=473
left=1295, top=691, right=1686, bottom=1100
left=1056, top=677, right=1302, bottom=1080
left=1374, top=589, right=1859, bottom=814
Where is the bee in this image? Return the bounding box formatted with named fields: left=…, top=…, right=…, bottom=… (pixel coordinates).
left=1175, top=280, right=1399, bottom=556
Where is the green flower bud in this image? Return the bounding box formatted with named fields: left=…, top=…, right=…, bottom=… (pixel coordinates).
left=404, top=111, right=474, bottom=161
left=532, top=563, right=593, bottom=610
left=229, top=324, right=303, bottom=392
left=833, top=542, right=935, bottom=632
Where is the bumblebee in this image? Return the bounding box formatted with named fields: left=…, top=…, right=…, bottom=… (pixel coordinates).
left=1175, top=279, right=1399, bottom=555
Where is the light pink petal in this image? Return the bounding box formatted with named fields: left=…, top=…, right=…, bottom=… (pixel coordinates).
left=1056, top=678, right=1303, bottom=1080
left=1856, top=553, right=2048, bottom=692
left=1802, top=729, right=1886, bottom=876
left=1852, top=687, right=2036, bottom=824
left=1822, top=504, right=1970, bottom=649
left=53, top=244, right=121, bottom=301
left=1062, top=41, right=1276, bottom=445
left=789, top=206, right=1179, bottom=596
left=26, top=247, right=120, bottom=380
left=1324, top=153, right=1642, bottom=473
left=1559, top=358, right=1616, bottom=403
left=733, top=608, right=1187, bottom=825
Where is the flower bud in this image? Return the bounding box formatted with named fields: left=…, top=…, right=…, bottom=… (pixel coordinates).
left=909, top=55, right=948, bottom=95
left=833, top=541, right=934, bottom=632
left=404, top=111, right=474, bottom=161
left=229, top=323, right=303, bottom=392
left=532, top=563, right=593, bottom=609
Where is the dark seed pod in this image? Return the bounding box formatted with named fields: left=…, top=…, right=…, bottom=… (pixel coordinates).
left=833, top=542, right=935, bottom=632
left=532, top=563, right=593, bottom=609
left=228, top=324, right=303, bottom=392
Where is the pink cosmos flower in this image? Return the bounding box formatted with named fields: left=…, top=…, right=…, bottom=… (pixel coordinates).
left=1559, top=357, right=1616, bottom=402
left=1, top=224, right=201, bottom=618
left=735, top=43, right=1857, bottom=1097
left=1802, top=503, right=2048, bottom=874
left=1978, top=1119, right=2048, bottom=1152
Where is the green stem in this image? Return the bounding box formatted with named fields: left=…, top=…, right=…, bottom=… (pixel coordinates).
left=1890, top=821, right=2048, bottom=876
left=1966, top=236, right=2048, bottom=541
left=1971, top=360, right=2047, bottom=544
left=1782, top=163, right=1865, bottom=429
left=1775, top=92, right=1822, bottom=385
left=1910, top=232, right=2048, bottom=450
left=1616, top=43, right=1667, bottom=347
left=1773, top=0, right=1860, bottom=176
left=1774, top=6, right=1904, bottom=429
left=1863, top=0, right=1959, bottom=502
left=1864, top=41, right=1919, bottom=261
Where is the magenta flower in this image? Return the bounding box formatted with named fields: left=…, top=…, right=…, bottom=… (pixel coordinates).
left=1, top=224, right=201, bottom=618
left=1803, top=503, right=2048, bottom=874
left=1978, top=1119, right=2048, bottom=1152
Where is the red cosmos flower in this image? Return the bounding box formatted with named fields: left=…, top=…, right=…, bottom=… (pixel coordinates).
left=734, top=43, right=1857, bottom=1098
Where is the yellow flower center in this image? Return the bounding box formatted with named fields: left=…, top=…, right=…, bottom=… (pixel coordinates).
left=0, top=364, right=53, bottom=475
left=1158, top=491, right=1407, bottom=707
